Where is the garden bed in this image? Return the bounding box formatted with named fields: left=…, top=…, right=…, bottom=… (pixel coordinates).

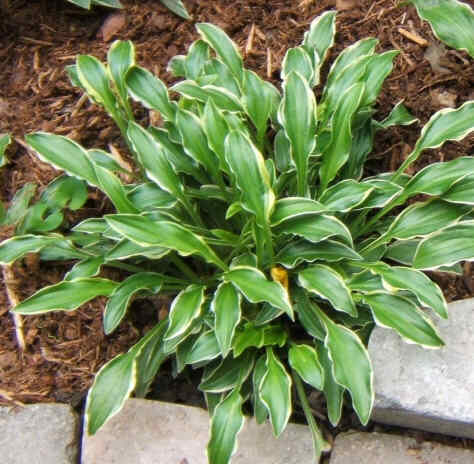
left=0, top=0, right=473, bottom=440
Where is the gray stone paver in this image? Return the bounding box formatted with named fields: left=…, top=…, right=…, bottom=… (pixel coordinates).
left=330, top=431, right=474, bottom=464
left=0, top=403, right=79, bottom=464
left=82, top=399, right=314, bottom=464
left=369, top=298, right=474, bottom=439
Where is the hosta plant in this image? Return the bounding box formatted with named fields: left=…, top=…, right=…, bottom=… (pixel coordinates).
left=66, top=0, right=191, bottom=20
left=2, top=12, right=474, bottom=463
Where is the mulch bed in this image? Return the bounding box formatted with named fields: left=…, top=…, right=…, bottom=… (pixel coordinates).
left=0, top=0, right=473, bottom=450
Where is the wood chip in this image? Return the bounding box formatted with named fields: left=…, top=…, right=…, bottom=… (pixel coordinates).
left=398, top=28, right=428, bottom=47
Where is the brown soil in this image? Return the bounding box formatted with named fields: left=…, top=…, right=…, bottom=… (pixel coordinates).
left=0, top=0, right=473, bottom=441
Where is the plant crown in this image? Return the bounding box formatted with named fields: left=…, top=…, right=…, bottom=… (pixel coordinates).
left=2, top=11, right=474, bottom=463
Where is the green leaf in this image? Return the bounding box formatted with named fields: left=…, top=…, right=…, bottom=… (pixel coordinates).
left=384, top=239, right=419, bottom=265
left=225, top=131, right=275, bottom=227
left=314, top=307, right=373, bottom=425
left=271, top=197, right=326, bottom=226
left=93, top=0, right=123, bottom=7
left=94, top=165, right=138, bottom=214
left=176, top=109, right=219, bottom=175
left=277, top=215, right=353, bottom=246
left=410, top=0, right=474, bottom=57
left=360, top=51, right=399, bottom=107
left=315, top=341, right=344, bottom=426
left=224, top=266, right=293, bottom=319
left=294, top=289, right=326, bottom=341
left=403, top=101, right=474, bottom=172
left=325, top=38, right=377, bottom=91
left=105, top=214, right=227, bottom=269
left=67, top=0, right=91, bottom=8
left=233, top=323, right=287, bottom=357
left=299, top=264, right=357, bottom=317
left=358, top=179, right=402, bottom=209
left=319, top=179, right=374, bottom=212
left=197, top=23, right=244, bottom=85
left=85, top=351, right=135, bottom=435
left=184, top=40, right=209, bottom=79
left=185, top=330, right=221, bottom=364
left=369, top=262, right=447, bottom=318
left=172, top=80, right=243, bottom=112
left=202, top=100, right=231, bottom=171
left=164, top=285, right=206, bottom=340
left=108, top=40, right=135, bottom=107
left=1, top=183, right=36, bottom=227
left=0, top=133, right=11, bottom=167
left=126, top=66, right=176, bottom=120
left=378, top=101, right=418, bottom=129
left=278, top=71, right=316, bottom=196
left=363, top=292, right=444, bottom=347
left=13, top=278, right=118, bottom=315
left=160, top=0, right=191, bottom=20
left=207, top=389, right=245, bottom=464
left=281, top=47, right=314, bottom=83
left=64, top=256, right=104, bottom=281
left=26, top=133, right=98, bottom=186
left=260, top=348, right=292, bottom=437
left=243, top=69, right=279, bottom=136
left=252, top=355, right=268, bottom=424
left=384, top=199, right=468, bottom=240
left=211, top=282, right=241, bottom=357
left=40, top=175, right=88, bottom=211
left=104, top=273, right=163, bottom=334
left=319, top=83, right=364, bottom=191
left=414, top=220, right=474, bottom=269
left=404, top=157, right=474, bottom=196
left=76, top=55, right=118, bottom=113
left=254, top=303, right=283, bottom=326
left=302, top=11, right=337, bottom=84
left=147, top=127, right=205, bottom=179
left=442, top=174, right=474, bottom=205
left=277, top=239, right=362, bottom=268
left=288, top=344, right=324, bottom=390
left=127, top=182, right=176, bottom=211
left=167, top=54, right=186, bottom=77
left=135, top=320, right=168, bottom=397
left=0, top=235, right=61, bottom=265
left=199, top=351, right=255, bottom=393
left=127, top=123, right=183, bottom=200
left=88, top=149, right=130, bottom=175
left=347, top=270, right=384, bottom=293
left=274, top=129, right=292, bottom=173
left=322, top=57, right=369, bottom=120
left=105, top=239, right=169, bottom=261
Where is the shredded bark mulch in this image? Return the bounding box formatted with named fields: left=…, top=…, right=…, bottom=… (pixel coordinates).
left=0, top=0, right=473, bottom=432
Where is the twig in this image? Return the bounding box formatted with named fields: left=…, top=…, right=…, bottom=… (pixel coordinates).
left=266, top=48, right=273, bottom=79
left=398, top=28, right=428, bottom=47
left=2, top=265, right=26, bottom=351
left=245, top=24, right=255, bottom=56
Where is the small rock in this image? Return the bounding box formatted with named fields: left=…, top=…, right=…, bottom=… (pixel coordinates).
left=424, top=43, right=451, bottom=74
left=82, top=399, right=314, bottom=464
left=0, top=404, right=79, bottom=464
left=331, top=432, right=474, bottom=464
left=369, top=298, right=474, bottom=439
left=99, top=12, right=126, bottom=42
left=430, top=89, right=457, bottom=108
